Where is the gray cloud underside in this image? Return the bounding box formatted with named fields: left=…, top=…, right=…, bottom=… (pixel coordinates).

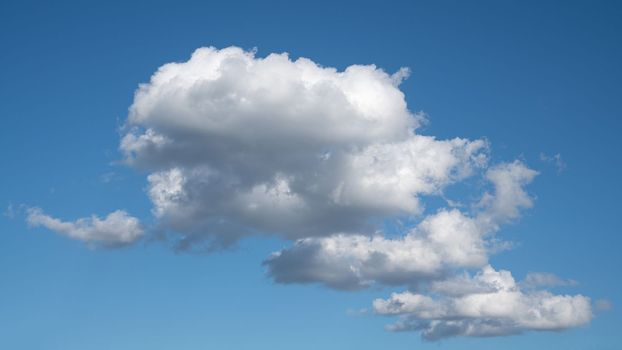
left=264, top=161, right=537, bottom=290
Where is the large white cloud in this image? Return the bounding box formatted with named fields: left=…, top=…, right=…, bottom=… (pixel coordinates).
left=373, top=265, right=592, bottom=340
left=121, top=46, right=488, bottom=248
left=25, top=46, right=594, bottom=340
left=26, top=208, right=143, bottom=247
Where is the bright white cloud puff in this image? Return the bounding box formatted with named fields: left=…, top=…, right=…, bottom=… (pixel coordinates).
left=373, top=266, right=592, bottom=340
left=28, top=46, right=593, bottom=340
left=121, top=46, right=487, bottom=248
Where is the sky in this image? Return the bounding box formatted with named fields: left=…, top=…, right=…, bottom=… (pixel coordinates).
left=1, top=0, right=621, bottom=349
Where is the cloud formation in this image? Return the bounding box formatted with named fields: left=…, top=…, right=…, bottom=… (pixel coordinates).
left=264, top=209, right=485, bottom=290
left=121, top=46, right=487, bottom=249
left=27, top=46, right=593, bottom=340
left=264, top=161, right=536, bottom=290
left=373, top=266, right=592, bottom=340
left=27, top=208, right=143, bottom=247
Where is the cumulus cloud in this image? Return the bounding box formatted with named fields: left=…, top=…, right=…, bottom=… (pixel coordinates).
left=26, top=208, right=143, bottom=247
left=265, top=209, right=486, bottom=290
left=265, top=161, right=536, bottom=290
left=120, top=46, right=487, bottom=249
left=373, top=266, right=592, bottom=340
left=25, top=46, right=594, bottom=340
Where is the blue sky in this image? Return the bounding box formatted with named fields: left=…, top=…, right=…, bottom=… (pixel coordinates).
left=1, top=0, right=620, bottom=348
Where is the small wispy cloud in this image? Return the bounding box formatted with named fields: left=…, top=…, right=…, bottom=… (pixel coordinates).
left=540, top=152, right=567, bottom=173
left=520, top=272, right=578, bottom=289
left=99, top=171, right=123, bottom=183
left=594, top=299, right=613, bottom=312
left=26, top=208, right=144, bottom=247
left=3, top=203, right=15, bottom=219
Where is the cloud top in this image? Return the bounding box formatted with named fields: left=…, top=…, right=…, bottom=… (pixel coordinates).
left=120, top=46, right=487, bottom=249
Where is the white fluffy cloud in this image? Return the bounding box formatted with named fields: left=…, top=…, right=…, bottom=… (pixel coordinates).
left=476, top=161, right=538, bottom=231
left=264, top=209, right=486, bottom=290
left=26, top=46, right=593, bottom=340
left=373, top=266, right=592, bottom=340
left=121, top=46, right=487, bottom=248
left=265, top=161, right=536, bottom=289
left=27, top=208, right=143, bottom=247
